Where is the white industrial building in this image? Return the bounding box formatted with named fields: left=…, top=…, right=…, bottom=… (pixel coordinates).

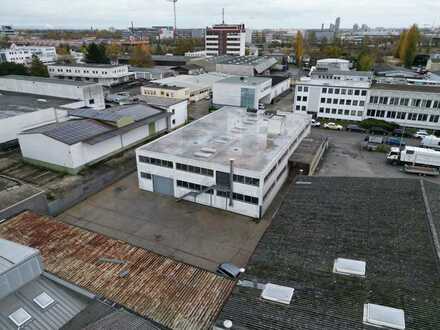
left=212, top=76, right=272, bottom=109
left=136, top=106, right=311, bottom=218
left=310, top=69, right=373, bottom=82
left=48, top=64, right=135, bottom=87
left=19, top=104, right=170, bottom=174
left=269, top=76, right=291, bottom=103
left=214, top=56, right=278, bottom=77
left=316, top=58, right=350, bottom=71
left=143, top=73, right=231, bottom=102
left=366, top=84, right=440, bottom=130
left=294, top=78, right=370, bottom=121
left=0, top=44, right=57, bottom=65
left=139, top=95, right=188, bottom=129
left=0, top=76, right=105, bottom=148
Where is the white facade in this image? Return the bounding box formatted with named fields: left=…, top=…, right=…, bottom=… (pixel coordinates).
left=212, top=77, right=272, bottom=109
left=0, top=75, right=105, bottom=109
left=270, top=78, right=291, bottom=102
left=19, top=116, right=168, bottom=174
left=139, top=96, right=188, bottom=129
left=136, top=106, right=311, bottom=218
left=0, top=44, right=57, bottom=65
left=316, top=59, right=350, bottom=71
left=294, top=79, right=370, bottom=121
left=310, top=69, right=373, bottom=82
left=48, top=64, right=135, bottom=87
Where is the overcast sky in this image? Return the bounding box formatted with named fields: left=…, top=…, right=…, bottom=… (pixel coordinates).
left=2, top=0, right=440, bottom=30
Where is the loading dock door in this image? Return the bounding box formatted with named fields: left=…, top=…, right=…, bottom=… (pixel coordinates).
left=153, top=175, right=174, bottom=196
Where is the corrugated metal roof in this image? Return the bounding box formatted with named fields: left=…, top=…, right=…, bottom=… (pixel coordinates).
left=0, top=212, right=235, bottom=330
left=0, top=239, right=39, bottom=274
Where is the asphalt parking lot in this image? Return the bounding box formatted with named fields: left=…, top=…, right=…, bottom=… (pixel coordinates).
left=313, top=128, right=440, bottom=183
left=57, top=173, right=294, bottom=272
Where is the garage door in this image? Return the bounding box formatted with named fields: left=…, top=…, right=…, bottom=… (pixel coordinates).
left=153, top=175, right=174, bottom=196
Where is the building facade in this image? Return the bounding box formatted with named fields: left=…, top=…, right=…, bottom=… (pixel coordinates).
left=48, top=64, right=135, bottom=87
left=141, top=83, right=190, bottom=100
left=316, top=58, right=350, bottom=71
left=0, top=44, right=57, bottom=65
left=294, top=79, right=369, bottom=121
left=205, top=24, right=246, bottom=56
left=310, top=69, right=373, bottom=82
left=136, top=106, right=311, bottom=218
left=139, top=95, right=188, bottom=129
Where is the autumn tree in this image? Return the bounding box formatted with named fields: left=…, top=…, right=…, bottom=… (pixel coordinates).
left=395, top=31, right=406, bottom=58
left=56, top=43, right=71, bottom=56
left=357, top=52, right=374, bottom=71
left=129, top=44, right=153, bottom=67
left=105, top=42, right=122, bottom=64
left=402, top=24, right=419, bottom=68
left=295, top=31, right=304, bottom=65
left=29, top=55, right=49, bottom=77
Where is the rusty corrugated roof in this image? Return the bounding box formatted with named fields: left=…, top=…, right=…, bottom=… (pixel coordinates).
left=0, top=212, right=235, bottom=330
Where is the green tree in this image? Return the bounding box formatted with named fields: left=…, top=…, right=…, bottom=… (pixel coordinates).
left=357, top=52, right=374, bottom=71
left=29, top=55, right=49, bottom=77
left=129, top=44, right=153, bottom=67
left=85, top=43, right=109, bottom=64
left=402, top=25, right=419, bottom=68
left=295, top=31, right=304, bottom=65
left=105, top=42, right=122, bottom=64
left=0, top=36, right=9, bottom=49
left=394, top=31, right=406, bottom=58
left=0, top=62, right=28, bottom=76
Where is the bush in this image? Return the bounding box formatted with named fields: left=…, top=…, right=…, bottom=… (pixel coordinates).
left=358, top=119, right=399, bottom=132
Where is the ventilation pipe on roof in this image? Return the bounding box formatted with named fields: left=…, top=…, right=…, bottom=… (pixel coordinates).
left=229, top=159, right=234, bottom=207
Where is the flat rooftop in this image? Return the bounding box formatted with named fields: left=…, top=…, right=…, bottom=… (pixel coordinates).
left=371, top=82, right=440, bottom=93
left=1, top=75, right=98, bottom=87
left=298, top=78, right=370, bottom=88
left=138, top=95, right=186, bottom=107
left=153, top=72, right=231, bottom=90
left=216, top=177, right=440, bottom=329
left=0, top=177, right=44, bottom=213
left=48, top=63, right=126, bottom=69
left=311, top=69, right=373, bottom=77
left=139, top=106, right=310, bottom=172
left=0, top=91, right=74, bottom=119
left=216, top=76, right=272, bottom=86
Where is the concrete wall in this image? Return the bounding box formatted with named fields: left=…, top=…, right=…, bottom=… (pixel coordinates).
left=270, top=79, right=290, bottom=102
left=169, top=101, right=188, bottom=128
left=213, top=82, right=243, bottom=107
left=141, top=86, right=190, bottom=100
left=0, top=108, right=68, bottom=144
left=0, top=191, right=48, bottom=220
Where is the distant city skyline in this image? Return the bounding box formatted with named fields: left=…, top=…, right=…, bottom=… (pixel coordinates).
left=1, top=0, right=440, bottom=30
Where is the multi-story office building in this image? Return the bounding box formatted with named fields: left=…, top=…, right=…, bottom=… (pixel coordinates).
left=310, top=69, right=373, bottom=82
left=0, top=44, right=57, bottom=65
left=205, top=24, right=246, bottom=56
left=48, top=64, right=135, bottom=87
left=136, top=106, right=311, bottom=218
left=366, top=84, right=440, bottom=130
left=294, top=79, right=370, bottom=121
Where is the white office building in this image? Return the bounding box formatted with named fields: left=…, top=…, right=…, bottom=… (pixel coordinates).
left=136, top=106, right=311, bottom=218
left=205, top=24, right=246, bottom=56
left=212, top=76, right=272, bottom=109
left=19, top=105, right=170, bottom=174
left=310, top=69, right=373, bottom=82
left=0, top=44, right=57, bottom=65
left=366, top=84, right=440, bottom=130
left=48, top=64, right=135, bottom=87
left=294, top=78, right=370, bottom=121
left=316, top=58, right=350, bottom=71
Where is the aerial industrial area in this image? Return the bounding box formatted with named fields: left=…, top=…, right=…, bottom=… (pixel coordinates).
left=1, top=2, right=440, bottom=329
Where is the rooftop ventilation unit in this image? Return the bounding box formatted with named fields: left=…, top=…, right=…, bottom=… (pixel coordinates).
left=194, top=151, right=212, bottom=158
left=9, top=308, right=32, bottom=327
left=261, top=283, right=294, bottom=305
left=363, top=304, right=405, bottom=330
left=200, top=147, right=217, bottom=154
left=333, top=258, right=366, bottom=277
left=33, top=292, right=55, bottom=309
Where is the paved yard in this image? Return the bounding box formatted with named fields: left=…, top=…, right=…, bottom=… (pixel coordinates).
left=314, top=128, right=440, bottom=183
left=57, top=173, right=291, bottom=272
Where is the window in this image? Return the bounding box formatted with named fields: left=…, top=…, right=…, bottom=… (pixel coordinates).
left=341, top=89, right=347, bottom=95
left=335, top=88, right=340, bottom=95
left=304, top=87, right=309, bottom=92
left=344, top=110, right=349, bottom=115
left=333, top=99, right=338, bottom=104
left=339, top=99, right=345, bottom=105
left=301, top=106, right=306, bottom=111
left=327, top=98, right=332, bottom=104
left=319, top=107, right=324, bottom=113
left=412, top=99, right=421, bottom=107
left=264, top=164, right=278, bottom=182
left=325, top=108, right=330, bottom=113
left=177, top=180, right=213, bottom=194
left=332, top=108, right=337, bottom=114
left=302, top=96, right=308, bottom=102
left=296, top=105, right=300, bottom=110
left=138, top=156, right=173, bottom=168
left=338, top=109, right=343, bottom=115
left=348, top=89, right=353, bottom=95
left=346, top=100, right=352, bottom=106
left=417, top=113, right=428, bottom=121
left=297, top=96, right=301, bottom=101
left=429, top=115, right=439, bottom=123
left=396, top=112, right=406, bottom=120
left=379, top=97, right=388, bottom=104
left=354, top=90, right=360, bottom=96
left=328, top=88, right=334, bottom=94
left=140, top=172, right=152, bottom=179
left=361, top=90, right=367, bottom=96
left=217, top=190, right=258, bottom=205
left=367, top=109, right=376, bottom=117
left=357, top=111, right=363, bottom=117
left=376, top=110, right=385, bottom=118
left=33, top=292, right=55, bottom=309
left=322, top=88, right=327, bottom=93
left=407, top=113, right=417, bottom=120
left=233, top=174, right=260, bottom=186
left=172, top=119, right=176, bottom=125
left=298, top=86, right=303, bottom=92
left=320, top=97, right=325, bottom=103
left=400, top=98, right=409, bottom=106
left=359, top=101, right=365, bottom=107
left=353, top=100, right=358, bottom=106
left=351, top=110, right=356, bottom=116
left=176, top=163, right=214, bottom=176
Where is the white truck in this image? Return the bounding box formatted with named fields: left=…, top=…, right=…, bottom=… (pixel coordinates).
left=420, top=135, right=440, bottom=151
left=387, top=146, right=440, bottom=176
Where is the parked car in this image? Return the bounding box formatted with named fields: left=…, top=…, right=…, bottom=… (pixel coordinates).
left=414, top=130, right=429, bottom=139
left=346, top=124, right=366, bottom=133
left=311, top=119, right=321, bottom=127
left=216, top=263, right=245, bottom=280
left=386, top=137, right=406, bottom=146
left=324, top=122, right=343, bottom=131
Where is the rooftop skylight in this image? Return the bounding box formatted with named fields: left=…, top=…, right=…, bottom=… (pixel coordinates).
left=363, top=304, right=405, bottom=330
left=261, top=283, right=294, bottom=305
left=333, top=258, right=366, bottom=277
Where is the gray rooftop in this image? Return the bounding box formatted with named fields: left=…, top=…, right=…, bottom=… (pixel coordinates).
left=0, top=91, right=75, bottom=119
left=49, top=63, right=126, bottom=69
left=0, top=239, right=39, bottom=274
left=371, top=82, right=440, bottom=93
left=216, top=76, right=272, bottom=86
left=1, top=75, right=98, bottom=87
left=139, top=106, right=310, bottom=172
left=312, top=69, right=373, bottom=77
left=139, top=95, right=186, bottom=107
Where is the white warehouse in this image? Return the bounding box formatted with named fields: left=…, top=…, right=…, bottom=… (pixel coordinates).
left=212, top=76, right=272, bottom=110
left=48, top=64, right=135, bottom=87
left=136, top=106, right=311, bottom=218
left=19, top=104, right=170, bottom=174
left=139, top=95, right=188, bottom=129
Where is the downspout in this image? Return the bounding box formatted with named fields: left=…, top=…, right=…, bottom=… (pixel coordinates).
left=229, top=158, right=234, bottom=207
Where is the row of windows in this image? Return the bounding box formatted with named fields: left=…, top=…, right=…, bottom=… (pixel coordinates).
left=322, top=87, right=367, bottom=96
left=319, top=108, right=363, bottom=117
left=370, top=96, right=440, bottom=109
left=320, top=98, right=365, bottom=107
left=297, top=86, right=309, bottom=92
left=177, top=180, right=214, bottom=194
left=297, top=96, right=308, bottom=102
left=138, top=156, right=173, bottom=168
left=140, top=172, right=152, bottom=179
left=366, top=109, right=440, bottom=122
left=233, top=174, right=260, bottom=186
left=264, top=163, right=278, bottom=183
left=176, top=163, right=214, bottom=177
left=217, top=190, right=259, bottom=205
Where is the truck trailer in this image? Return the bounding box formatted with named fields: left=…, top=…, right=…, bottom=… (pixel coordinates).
left=420, top=135, right=440, bottom=151
left=387, top=146, right=440, bottom=172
